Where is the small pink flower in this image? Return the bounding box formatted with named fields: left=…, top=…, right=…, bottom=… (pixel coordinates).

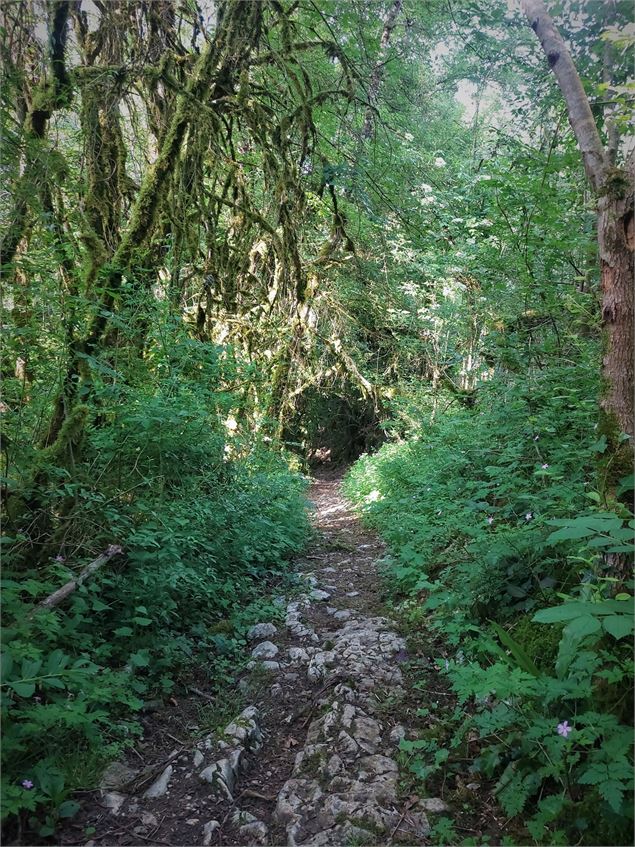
left=557, top=720, right=572, bottom=738
left=54, top=555, right=65, bottom=563
left=21, top=779, right=34, bottom=790
left=541, top=463, right=549, bottom=469
left=525, top=512, right=533, bottom=521
left=487, top=516, right=494, bottom=525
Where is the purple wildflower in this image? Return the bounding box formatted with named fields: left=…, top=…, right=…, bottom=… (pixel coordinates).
left=54, top=555, right=65, bottom=563
left=487, top=516, right=494, bottom=525
left=557, top=720, right=572, bottom=738
left=21, top=779, right=34, bottom=790
left=541, top=463, right=549, bottom=469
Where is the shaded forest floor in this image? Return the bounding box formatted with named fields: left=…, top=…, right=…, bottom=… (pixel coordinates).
left=59, top=469, right=505, bottom=847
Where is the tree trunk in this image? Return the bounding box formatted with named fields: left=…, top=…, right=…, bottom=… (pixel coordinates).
left=522, top=0, right=634, bottom=441
left=598, top=188, right=635, bottom=439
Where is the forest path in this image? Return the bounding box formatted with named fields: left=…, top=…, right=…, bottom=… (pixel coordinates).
left=69, top=470, right=442, bottom=846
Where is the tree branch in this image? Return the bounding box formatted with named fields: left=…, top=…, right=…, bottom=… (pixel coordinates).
left=521, top=0, right=607, bottom=192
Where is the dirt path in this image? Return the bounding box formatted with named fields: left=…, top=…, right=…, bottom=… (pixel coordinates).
left=67, top=469, right=443, bottom=846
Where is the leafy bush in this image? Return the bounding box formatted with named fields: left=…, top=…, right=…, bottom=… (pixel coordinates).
left=1, top=334, right=310, bottom=836
left=345, top=368, right=634, bottom=844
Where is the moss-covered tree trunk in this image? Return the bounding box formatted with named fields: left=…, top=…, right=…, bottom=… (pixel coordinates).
left=42, top=0, right=264, bottom=449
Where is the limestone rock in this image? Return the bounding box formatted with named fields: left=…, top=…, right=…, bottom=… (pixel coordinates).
left=287, top=647, right=309, bottom=665
left=333, top=609, right=352, bottom=621
left=100, top=761, right=136, bottom=791
left=247, top=622, right=278, bottom=640
left=309, top=589, right=331, bottom=601
left=223, top=706, right=260, bottom=750
left=143, top=764, right=173, bottom=799
left=239, top=821, right=268, bottom=843
left=389, top=724, right=406, bottom=743
left=251, top=641, right=279, bottom=660
left=101, top=791, right=125, bottom=815
left=420, top=797, right=450, bottom=813
left=202, top=820, right=220, bottom=846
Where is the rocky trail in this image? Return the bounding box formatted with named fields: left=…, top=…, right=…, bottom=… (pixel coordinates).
left=65, top=470, right=450, bottom=846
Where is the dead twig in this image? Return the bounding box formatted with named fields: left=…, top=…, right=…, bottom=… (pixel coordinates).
left=298, top=674, right=344, bottom=729
left=119, top=825, right=175, bottom=846
left=189, top=686, right=215, bottom=702
left=389, top=796, right=418, bottom=841
left=239, top=788, right=276, bottom=802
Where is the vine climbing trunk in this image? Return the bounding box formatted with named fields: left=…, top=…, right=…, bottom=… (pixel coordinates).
left=522, top=0, right=634, bottom=448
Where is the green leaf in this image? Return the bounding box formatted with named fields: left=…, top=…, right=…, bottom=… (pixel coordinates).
left=602, top=615, right=634, bottom=640
left=45, top=649, right=68, bottom=674
left=130, top=650, right=150, bottom=667
left=591, top=435, right=607, bottom=453
left=563, top=614, right=601, bottom=640
left=533, top=599, right=634, bottom=624
left=44, top=676, right=66, bottom=689
left=9, top=680, right=35, bottom=698
left=113, top=627, right=133, bottom=637
left=598, top=779, right=625, bottom=813
left=58, top=800, right=80, bottom=818
left=21, top=658, right=42, bottom=678
left=490, top=621, right=540, bottom=676
left=547, top=525, right=596, bottom=542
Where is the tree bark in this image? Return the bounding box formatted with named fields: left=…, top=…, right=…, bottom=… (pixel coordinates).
left=598, top=185, right=635, bottom=439
left=522, top=0, right=634, bottom=440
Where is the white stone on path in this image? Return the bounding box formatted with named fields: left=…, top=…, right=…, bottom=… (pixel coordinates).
left=143, top=764, right=173, bottom=798
left=247, top=622, right=278, bottom=640
left=309, top=589, right=331, bottom=601
left=251, top=641, right=279, bottom=659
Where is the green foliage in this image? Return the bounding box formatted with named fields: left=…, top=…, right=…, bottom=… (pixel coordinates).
left=1, top=319, right=309, bottom=834
left=346, top=364, right=634, bottom=844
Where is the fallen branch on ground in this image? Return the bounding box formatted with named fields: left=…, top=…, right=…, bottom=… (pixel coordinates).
left=30, top=545, right=123, bottom=616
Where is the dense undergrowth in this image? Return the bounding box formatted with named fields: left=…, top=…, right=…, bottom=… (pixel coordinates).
left=345, top=367, right=634, bottom=846
left=1, top=325, right=310, bottom=837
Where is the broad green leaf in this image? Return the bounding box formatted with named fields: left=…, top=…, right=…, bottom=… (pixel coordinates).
left=547, top=525, right=596, bottom=542
left=563, top=615, right=601, bottom=640
left=602, top=615, right=634, bottom=640
left=9, top=680, right=36, bottom=697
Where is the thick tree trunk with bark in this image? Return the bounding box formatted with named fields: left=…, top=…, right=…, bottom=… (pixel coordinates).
left=522, top=0, right=634, bottom=441
left=598, top=188, right=635, bottom=438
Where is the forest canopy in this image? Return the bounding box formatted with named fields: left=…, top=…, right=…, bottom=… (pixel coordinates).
left=0, top=0, right=633, bottom=844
